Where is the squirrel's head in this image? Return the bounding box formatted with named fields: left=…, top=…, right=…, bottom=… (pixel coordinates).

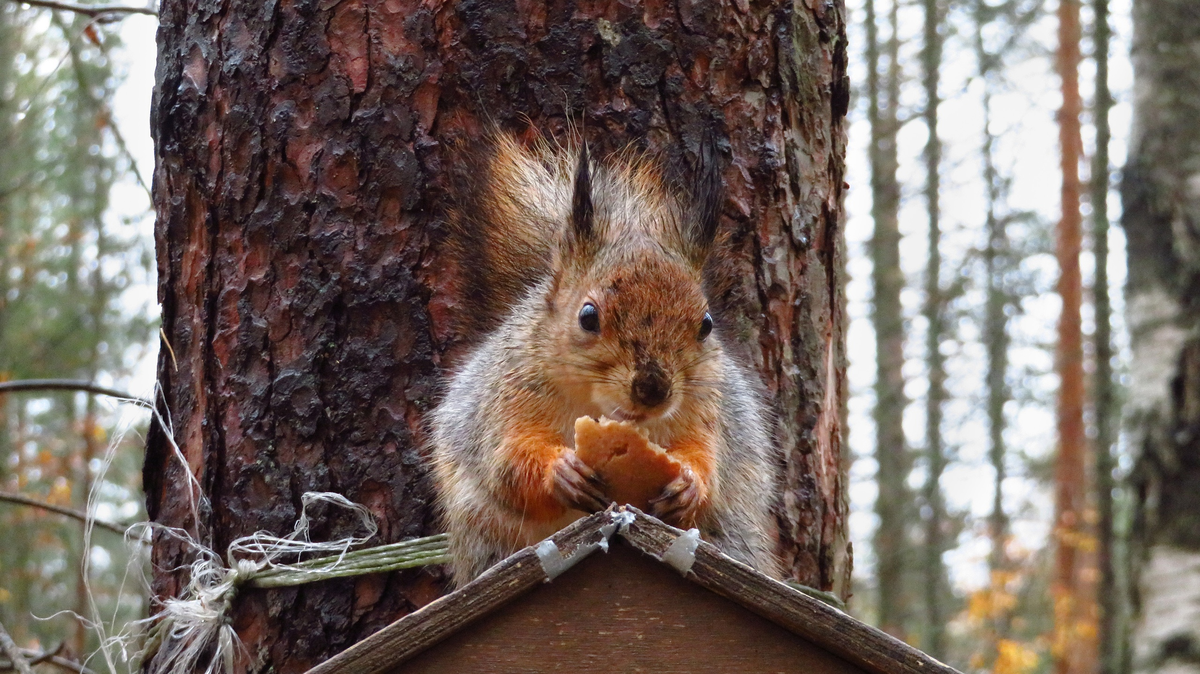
left=543, top=142, right=724, bottom=424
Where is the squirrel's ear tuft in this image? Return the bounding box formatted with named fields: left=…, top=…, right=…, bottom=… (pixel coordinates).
left=691, top=131, right=723, bottom=255
left=571, top=145, right=595, bottom=240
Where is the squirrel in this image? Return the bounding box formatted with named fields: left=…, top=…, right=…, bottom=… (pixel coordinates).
left=430, top=132, right=781, bottom=587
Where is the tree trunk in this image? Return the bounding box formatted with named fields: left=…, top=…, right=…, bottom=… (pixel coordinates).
left=1090, top=0, right=1122, bottom=671
left=1053, top=1, right=1096, bottom=673
left=0, top=1, right=14, bottom=497
left=866, top=0, right=912, bottom=643
left=919, top=0, right=949, bottom=657
left=1122, top=2, right=1200, bottom=673
left=146, top=1, right=851, bottom=671
left=976, top=0, right=1013, bottom=663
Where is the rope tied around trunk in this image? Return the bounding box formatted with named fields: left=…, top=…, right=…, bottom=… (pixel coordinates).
left=141, top=492, right=449, bottom=674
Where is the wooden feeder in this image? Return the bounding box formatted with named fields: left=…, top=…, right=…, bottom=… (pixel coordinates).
left=307, top=507, right=960, bottom=674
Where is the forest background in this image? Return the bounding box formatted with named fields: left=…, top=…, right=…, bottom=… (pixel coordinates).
left=0, top=0, right=1179, bottom=673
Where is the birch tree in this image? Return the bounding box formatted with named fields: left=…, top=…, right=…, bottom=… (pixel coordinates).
left=1122, top=2, right=1200, bottom=673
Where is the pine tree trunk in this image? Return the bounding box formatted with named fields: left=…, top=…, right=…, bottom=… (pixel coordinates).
left=1122, top=2, right=1200, bottom=673
left=1053, top=1, right=1096, bottom=673
left=145, top=1, right=852, bottom=670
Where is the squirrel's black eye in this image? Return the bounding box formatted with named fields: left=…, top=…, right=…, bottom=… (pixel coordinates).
left=579, top=303, right=600, bottom=334
left=698, top=312, right=713, bottom=341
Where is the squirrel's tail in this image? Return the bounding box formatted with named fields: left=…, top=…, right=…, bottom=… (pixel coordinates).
left=443, top=133, right=578, bottom=334
left=441, top=130, right=733, bottom=336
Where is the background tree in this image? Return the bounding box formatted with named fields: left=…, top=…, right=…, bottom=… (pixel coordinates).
left=850, top=0, right=1114, bottom=667
left=145, top=0, right=852, bottom=671
left=1122, top=1, right=1200, bottom=673
left=967, top=0, right=1050, bottom=669
left=1090, top=0, right=1123, bottom=670
left=866, top=0, right=915, bottom=642
left=919, top=0, right=950, bottom=657
left=0, top=0, right=151, bottom=657
left=1052, top=0, right=1097, bottom=672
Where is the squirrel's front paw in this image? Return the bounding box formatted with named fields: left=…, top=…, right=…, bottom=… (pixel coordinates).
left=552, top=449, right=610, bottom=513
left=649, top=466, right=703, bottom=526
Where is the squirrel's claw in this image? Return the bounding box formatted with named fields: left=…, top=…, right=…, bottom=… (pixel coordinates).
left=649, top=466, right=702, bottom=526
left=552, top=450, right=610, bottom=513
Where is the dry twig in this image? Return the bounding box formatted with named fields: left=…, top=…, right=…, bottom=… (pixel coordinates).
left=0, top=490, right=130, bottom=536
left=0, top=379, right=151, bottom=407
left=0, top=645, right=98, bottom=674
left=11, top=0, right=156, bottom=18
left=0, top=622, right=33, bottom=674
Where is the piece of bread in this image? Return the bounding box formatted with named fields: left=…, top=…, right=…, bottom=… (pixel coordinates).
left=574, top=416, right=682, bottom=510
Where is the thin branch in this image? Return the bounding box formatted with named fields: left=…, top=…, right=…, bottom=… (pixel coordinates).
left=11, top=0, right=157, bottom=18
left=105, top=107, right=153, bottom=200
left=0, top=490, right=130, bottom=536
left=0, top=379, right=152, bottom=407
left=52, top=8, right=155, bottom=202
left=38, top=656, right=97, bottom=674
left=0, top=622, right=33, bottom=674
left=2, top=647, right=97, bottom=674
left=20, top=643, right=64, bottom=667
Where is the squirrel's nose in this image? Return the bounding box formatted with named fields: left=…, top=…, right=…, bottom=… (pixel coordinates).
left=631, top=364, right=671, bottom=409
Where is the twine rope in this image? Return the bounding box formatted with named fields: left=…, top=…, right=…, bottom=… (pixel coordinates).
left=143, top=492, right=449, bottom=674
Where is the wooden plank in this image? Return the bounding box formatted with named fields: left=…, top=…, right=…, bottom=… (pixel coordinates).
left=306, top=511, right=612, bottom=674
left=393, top=542, right=868, bottom=674
left=618, top=510, right=961, bottom=674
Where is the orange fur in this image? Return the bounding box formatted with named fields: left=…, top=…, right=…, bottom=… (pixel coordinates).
left=493, top=424, right=569, bottom=523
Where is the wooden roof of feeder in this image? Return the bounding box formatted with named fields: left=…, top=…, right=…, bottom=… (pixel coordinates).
left=306, top=507, right=962, bottom=674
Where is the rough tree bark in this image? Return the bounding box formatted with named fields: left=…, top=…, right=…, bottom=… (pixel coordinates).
left=1122, top=2, right=1200, bottom=674
left=865, top=0, right=912, bottom=643
left=145, top=1, right=851, bottom=671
